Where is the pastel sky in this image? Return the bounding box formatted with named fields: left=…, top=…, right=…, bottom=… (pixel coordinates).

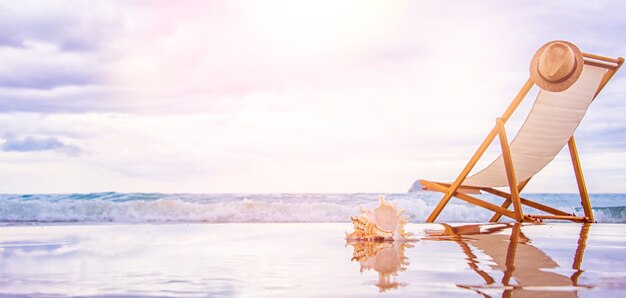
left=1, top=0, right=625, bottom=193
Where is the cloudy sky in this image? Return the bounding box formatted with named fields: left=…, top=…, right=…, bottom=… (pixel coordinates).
left=0, top=0, right=625, bottom=193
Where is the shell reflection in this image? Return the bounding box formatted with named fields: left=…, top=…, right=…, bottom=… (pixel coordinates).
left=348, top=240, right=413, bottom=292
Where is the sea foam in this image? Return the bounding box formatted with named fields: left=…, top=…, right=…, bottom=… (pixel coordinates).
left=0, top=192, right=625, bottom=224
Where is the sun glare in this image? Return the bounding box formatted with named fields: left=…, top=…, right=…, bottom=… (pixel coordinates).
left=237, top=0, right=410, bottom=55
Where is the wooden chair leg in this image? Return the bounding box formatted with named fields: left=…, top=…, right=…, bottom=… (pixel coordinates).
left=490, top=200, right=512, bottom=222
left=568, top=137, right=594, bottom=222
left=489, top=178, right=532, bottom=222
left=426, top=189, right=457, bottom=223
left=497, top=118, right=524, bottom=222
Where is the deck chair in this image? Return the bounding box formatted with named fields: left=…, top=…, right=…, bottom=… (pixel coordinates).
left=420, top=41, right=623, bottom=223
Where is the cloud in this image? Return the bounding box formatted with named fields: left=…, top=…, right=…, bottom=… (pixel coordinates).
left=0, top=38, right=105, bottom=91
left=1, top=134, right=81, bottom=156
left=0, top=0, right=625, bottom=114
left=0, top=1, right=122, bottom=52
left=0, top=1, right=115, bottom=94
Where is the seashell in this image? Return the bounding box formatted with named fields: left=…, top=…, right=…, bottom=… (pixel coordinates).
left=346, top=196, right=413, bottom=241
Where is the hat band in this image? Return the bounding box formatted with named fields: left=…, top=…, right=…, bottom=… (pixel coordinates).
left=539, top=57, right=578, bottom=83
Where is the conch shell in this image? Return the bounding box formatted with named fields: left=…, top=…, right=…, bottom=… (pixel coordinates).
left=346, top=196, right=412, bottom=241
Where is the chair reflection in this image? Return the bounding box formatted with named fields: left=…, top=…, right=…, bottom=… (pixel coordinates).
left=426, top=223, right=591, bottom=297
left=347, top=240, right=413, bottom=292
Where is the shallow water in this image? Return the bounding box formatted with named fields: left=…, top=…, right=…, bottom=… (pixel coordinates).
left=0, top=223, right=625, bottom=297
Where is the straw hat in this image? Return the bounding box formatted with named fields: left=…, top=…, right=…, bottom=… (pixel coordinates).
left=530, top=40, right=584, bottom=92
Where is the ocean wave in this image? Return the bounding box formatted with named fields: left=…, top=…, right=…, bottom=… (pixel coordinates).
left=587, top=206, right=626, bottom=223
left=0, top=198, right=357, bottom=223
left=0, top=193, right=624, bottom=224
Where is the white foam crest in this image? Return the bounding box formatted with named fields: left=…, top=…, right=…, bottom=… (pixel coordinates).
left=389, top=198, right=500, bottom=223
left=0, top=196, right=624, bottom=223
left=591, top=207, right=626, bottom=223
left=0, top=198, right=360, bottom=223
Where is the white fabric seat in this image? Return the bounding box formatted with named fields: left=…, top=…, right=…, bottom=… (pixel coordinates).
left=462, top=65, right=605, bottom=188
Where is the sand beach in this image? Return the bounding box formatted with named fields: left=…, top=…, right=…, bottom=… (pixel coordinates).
left=1, top=222, right=625, bottom=297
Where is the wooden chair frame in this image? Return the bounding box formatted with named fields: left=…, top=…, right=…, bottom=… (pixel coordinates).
left=422, top=53, right=624, bottom=223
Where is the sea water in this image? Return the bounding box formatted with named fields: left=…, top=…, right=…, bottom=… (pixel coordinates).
left=0, top=192, right=625, bottom=224
left=1, top=223, right=625, bottom=297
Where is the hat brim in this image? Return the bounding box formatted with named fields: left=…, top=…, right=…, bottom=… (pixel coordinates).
left=530, top=40, right=584, bottom=92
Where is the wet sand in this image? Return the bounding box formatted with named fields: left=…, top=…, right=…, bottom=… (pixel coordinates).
left=0, top=223, right=624, bottom=297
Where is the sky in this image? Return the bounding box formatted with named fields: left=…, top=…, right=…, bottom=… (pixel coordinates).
left=0, top=0, right=625, bottom=194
